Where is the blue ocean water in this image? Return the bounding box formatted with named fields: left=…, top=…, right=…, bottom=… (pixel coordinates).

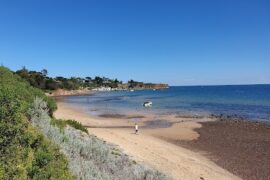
left=63, top=85, right=270, bottom=123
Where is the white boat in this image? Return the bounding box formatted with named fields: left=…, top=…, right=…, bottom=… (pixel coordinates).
left=143, top=101, right=152, bottom=107
left=130, top=89, right=134, bottom=92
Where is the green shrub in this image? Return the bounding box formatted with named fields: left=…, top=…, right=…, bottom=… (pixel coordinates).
left=51, top=118, right=67, bottom=131
left=65, top=120, right=88, bottom=134
left=51, top=118, right=88, bottom=134
left=0, top=67, right=72, bottom=179
left=0, top=66, right=57, bottom=116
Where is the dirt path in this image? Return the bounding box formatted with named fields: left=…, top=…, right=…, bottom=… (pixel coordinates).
left=55, top=102, right=241, bottom=180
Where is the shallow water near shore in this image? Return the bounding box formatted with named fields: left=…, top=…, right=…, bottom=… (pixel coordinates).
left=61, top=85, right=270, bottom=123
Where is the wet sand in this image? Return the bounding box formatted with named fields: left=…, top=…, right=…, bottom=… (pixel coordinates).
left=178, top=120, right=270, bottom=180
left=99, top=113, right=145, bottom=119
left=54, top=101, right=240, bottom=180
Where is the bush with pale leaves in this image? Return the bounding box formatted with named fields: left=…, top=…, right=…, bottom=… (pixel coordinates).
left=28, top=97, right=170, bottom=180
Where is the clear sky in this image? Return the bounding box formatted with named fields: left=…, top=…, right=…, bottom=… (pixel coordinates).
left=0, top=0, right=269, bottom=85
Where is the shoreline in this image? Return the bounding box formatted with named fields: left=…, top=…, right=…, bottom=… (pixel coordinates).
left=46, top=85, right=169, bottom=97
left=54, top=100, right=241, bottom=180
left=51, top=91, right=270, bottom=125
left=178, top=119, right=270, bottom=180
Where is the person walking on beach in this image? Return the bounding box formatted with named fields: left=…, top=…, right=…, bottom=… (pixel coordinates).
left=135, top=123, right=139, bottom=134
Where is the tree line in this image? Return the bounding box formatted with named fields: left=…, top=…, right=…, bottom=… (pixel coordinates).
left=15, top=67, right=124, bottom=91
left=15, top=67, right=166, bottom=91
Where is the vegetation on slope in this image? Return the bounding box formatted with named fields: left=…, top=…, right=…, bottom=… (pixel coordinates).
left=51, top=118, right=88, bottom=134
left=15, top=67, right=122, bottom=90
left=1, top=66, right=169, bottom=179
left=15, top=67, right=168, bottom=91
left=29, top=97, right=169, bottom=180
left=1, top=67, right=56, bottom=116
left=0, top=66, right=72, bottom=179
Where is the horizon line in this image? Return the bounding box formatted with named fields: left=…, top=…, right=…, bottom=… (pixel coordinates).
left=170, top=83, right=270, bottom=87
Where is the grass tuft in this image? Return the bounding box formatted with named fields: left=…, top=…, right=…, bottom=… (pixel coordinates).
left=51, top=118, right=88, bottom=134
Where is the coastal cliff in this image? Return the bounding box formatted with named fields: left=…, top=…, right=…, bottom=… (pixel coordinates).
left=141, top=83, right=169, bottom=89
left=46, top=88, right=93, bottom=97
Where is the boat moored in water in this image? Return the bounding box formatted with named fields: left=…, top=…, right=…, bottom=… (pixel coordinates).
left=143, top=101, right=152, bottom=107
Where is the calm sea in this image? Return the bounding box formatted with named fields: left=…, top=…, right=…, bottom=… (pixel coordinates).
left=62, top=85, right=270, bottom=123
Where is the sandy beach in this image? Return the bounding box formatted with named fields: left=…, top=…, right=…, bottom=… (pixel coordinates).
left=54, top=101, right=242, bottom=180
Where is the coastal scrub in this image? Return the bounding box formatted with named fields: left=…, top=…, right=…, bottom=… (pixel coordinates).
left=28, top=97, right=170, bottom=180
left=0, top=67, right=72, bottom=179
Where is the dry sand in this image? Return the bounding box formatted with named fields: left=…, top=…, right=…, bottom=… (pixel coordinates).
left=55, top=101, right=241, bottom=180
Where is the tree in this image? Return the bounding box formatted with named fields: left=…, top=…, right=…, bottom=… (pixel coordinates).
left=128, top=79, right=136, bottom=88
left=128, top=79, right=134, bottom=84
left=85, top=77, right=92, bottom=81
left=94, top=76, right=103, bottom=86
left=41, top=69, right=48, bottom=77
left=45, top=78, right=59, bottom=90
left=55, top=76, right=66, bottom=81
left=16, top=66, right=29, bottom=79
left=114, top=79, right=119, bottom=84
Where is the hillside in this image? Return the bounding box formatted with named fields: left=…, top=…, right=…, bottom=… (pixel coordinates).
left=0, top=66, right=72, bottom=179
left=0, top=66, right=169, bottom=179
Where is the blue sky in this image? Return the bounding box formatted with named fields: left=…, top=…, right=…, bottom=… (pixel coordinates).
left=0, top=0, right=269, bottom=85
